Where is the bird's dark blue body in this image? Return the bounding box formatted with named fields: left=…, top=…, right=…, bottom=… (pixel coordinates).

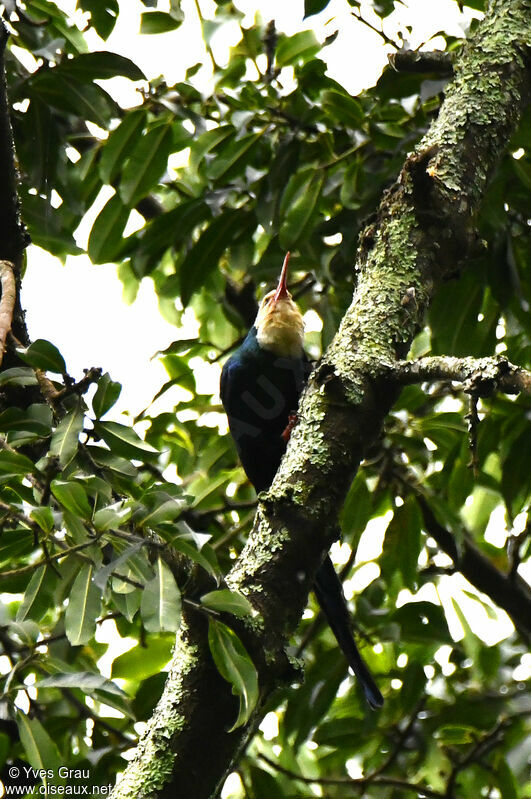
left=221, top=326, right=309, bottom=492
left=221, top=254, right=383, bottom=709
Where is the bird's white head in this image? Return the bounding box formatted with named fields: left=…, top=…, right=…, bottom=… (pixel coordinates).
left=255, top=252, right=305, bottom=359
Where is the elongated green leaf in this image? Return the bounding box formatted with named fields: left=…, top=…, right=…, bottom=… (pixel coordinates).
left=50, top=405, right=84, bottom=467
left=17, top=566, right=59, bottom=622
left=88, top=193, right=130, bottom=264
left=208, top=618, right=259, bottom=731
left=279, top=169, right=324, bottom=248
left=18, top=339, right=66, bottom=373
left=94, top=421, right=159, bottom=461
left=137, top=200, right=210, bottom=261
left=140, top=557, right=181, bottom=632
left=51, top=479, right=92, bottom=519
left=94, top=541, right=143, bottom=589
left=65, top=564, right=101, bottom=645
left=30, top=506, right=55, bottom=533
left=276, top=30, right=320, bottom=66
left=92, top=372, right=122, bottom=418
left=111, top=634, right=174, bottom=680
left=59, top=51, right=145, bottom=81
left=140, top=10, right=183, bottom=33
left=138, top=492, right=186, bottom=528
left=120, top=123, right=174, bottom=207
left=191, top=124, right=234, bottom=169
left=36, top=671, right=127, bottom=697
left=495, top=757, right=518, bottom=799
left=0, top=449, right=35, bottom=475
left=383, top=497, right=422, bottom=591
left=93, top=502, right=133, bottom=533
left=205, top=130, right=265, bottom=182
left=321, top=89, right=364, bottom=128
left=29, top=73, right=117, bottom=128
left=17, top=713, right=62, bottom=786
left=0, top=367, right=38, bottom=387
left=99, top=109, right=147, bottom=184
left=86, top=445, right=138, bottom=477
left=178, top=210, right=255, bottom=306
left=0, top=404, right=52, bottom=437
left=201, top=589, right=255, bottom=619
left=436, top=725, right=479, bottom=745
left=170, top=536, right=220, bottom=580
left=78, top=0, right=119, bottom=39
left=304, top=0, right=331, bottom=16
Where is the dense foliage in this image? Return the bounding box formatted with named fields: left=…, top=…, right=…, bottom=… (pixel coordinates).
left=0, top=0, right=529, bottom=796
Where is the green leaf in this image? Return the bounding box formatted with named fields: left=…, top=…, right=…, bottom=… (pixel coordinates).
left=208, top=618, right=259, bottom=731
left=205, top=130, right=266, bottom=182
left=16, top=713, right=62, bottom=786
left=93, top=501, right=133, bottom=532
left=50, top=405, right=84, bottom=467
left=18, top=339, right=66, bottom=373
left=190, top=124, right=234, bottom=169
left=120, top=122, right=174, bottom=207
left=87, top=193, right=130, bottom=264
left=36, top=671, right=127, bottom=697
left=340, top=473, right=371, bottom=539
left=276, top=30, right=320, bottom=66
left=59, top=51, right=146, bottom=81
left=94, top=420, right=159, bottom=461
left=138, top=491, right=186, bottom=528
left=304, top=0, right=331, bottom=16
left=51, top=479, right=92, bottom=519
left=178, top=210, right=255, bottom=306
left=140, top=10, right=183, bottom=33
left=78, top=0, right=119, bottom=39
left=17, top=566, right=59, bottom=623
left=279, top=168, right=324, bottom=249
left=140, top=557, right=181, bottom=632
left=321, top=89, right=364, bottom=128
left=86, top=445, right=138, bottom=477
left=201, top=589, right=254, bottom=619
left=99, top=109, right=147, bottom=184
left=65, top=564, right=102, bottom=645
left=436, top=724, right=479, bottom=745
left=170, top=535, right=220, bottom=580
left=29, top=73, right=117, bottom=128
left=0, top=367, right=38, bottom=387
left=0, top=449, right=36, bottom=475
left=383, top=497, right=422, bottom=591
left=111, top=634, right=174, bottom=680
left=30, top=506, right=55, bottom=533
left=92, top=372, right=122, bottom=418
left=495, top=756, right=518, bottom=799
left=94, top=542, right=143, bottom=589
left=0, top=404, right=52, bottom=441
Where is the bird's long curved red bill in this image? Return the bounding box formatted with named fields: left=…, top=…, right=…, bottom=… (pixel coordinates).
left=273, top=251, right=290, bottom=302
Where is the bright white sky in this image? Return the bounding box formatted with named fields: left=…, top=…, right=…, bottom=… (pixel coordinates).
left=19, top=0, right=524, bottom=654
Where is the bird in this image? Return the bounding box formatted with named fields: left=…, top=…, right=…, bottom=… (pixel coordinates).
left=220, top=252, right=384, bottom=709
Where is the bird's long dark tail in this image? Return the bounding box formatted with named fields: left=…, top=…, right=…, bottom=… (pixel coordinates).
left=313, top=555, right=384, bottom=709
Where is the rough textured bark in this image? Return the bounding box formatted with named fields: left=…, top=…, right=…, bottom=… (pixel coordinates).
left=111, top=1, right=531, bottom=796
